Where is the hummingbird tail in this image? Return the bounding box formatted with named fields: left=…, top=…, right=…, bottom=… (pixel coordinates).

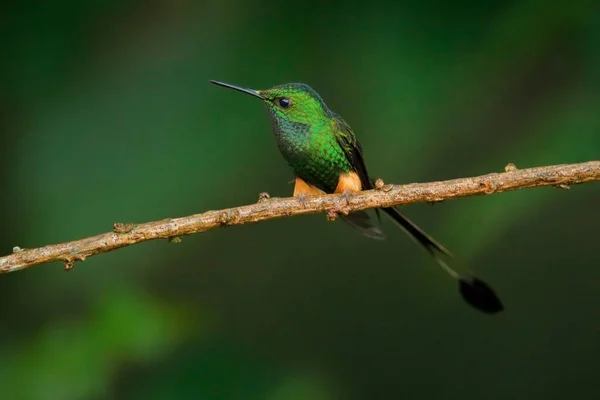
left=381, top=206, right=461, bottom=278
left=340, top=210, right=386, bottom=240
left=381, top=207, right=452, bottom=258
left=382, top=206, right=504, bottom=314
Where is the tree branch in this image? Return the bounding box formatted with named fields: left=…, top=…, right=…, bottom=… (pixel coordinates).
left=2, top=161, right=599, bottom=274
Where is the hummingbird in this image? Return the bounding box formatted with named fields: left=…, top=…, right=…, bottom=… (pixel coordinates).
left=210, top=80, right=503, bottom=315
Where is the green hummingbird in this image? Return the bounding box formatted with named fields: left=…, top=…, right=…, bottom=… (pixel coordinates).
left=210, top=80, right=503, bottom=314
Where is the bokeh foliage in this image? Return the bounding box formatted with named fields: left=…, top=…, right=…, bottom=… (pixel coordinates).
left=1, top=1, right=599, bottom=399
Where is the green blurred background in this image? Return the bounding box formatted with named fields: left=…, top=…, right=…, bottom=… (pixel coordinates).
left=1, top=1, right=599, bottom=399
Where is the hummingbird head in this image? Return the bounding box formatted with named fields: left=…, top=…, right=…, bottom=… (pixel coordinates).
left=210, top=80, right=332, bottom=131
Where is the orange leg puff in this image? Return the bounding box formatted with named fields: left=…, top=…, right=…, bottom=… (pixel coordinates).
left=293, top=177, right=325, bottom=197
left=334, top=171, right=362, bottom=193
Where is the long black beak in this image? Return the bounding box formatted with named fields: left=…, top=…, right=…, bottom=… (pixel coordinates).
left=209, top=80, right=264, bottom=100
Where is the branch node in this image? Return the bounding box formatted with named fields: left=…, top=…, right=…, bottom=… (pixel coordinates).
left=168, top=236, right=182, bottom=243
left=218, top=212, right=228, bottom=225
left=113, top=222, right=135, bottom=233
left=64, top=260, right=75, bottom=271
left=480, top=180, right=499, bottom=194
left=63, top=254, right=86, bottom=271
left=505, top=163, right=518, bottom=172
left=374, top=178, right=393, bottom=192
left=326, top=209, right=339, bottom=221
left=219, top=210, right=241, bottom=226
left=554, top=183, right=571, bottom=190
left=257, top=192, right=271, bottom=203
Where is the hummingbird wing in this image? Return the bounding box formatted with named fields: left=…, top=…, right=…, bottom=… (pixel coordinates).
left=332, top=115, right=452, bottom=257
left=331, top=115, right=385, bottom=239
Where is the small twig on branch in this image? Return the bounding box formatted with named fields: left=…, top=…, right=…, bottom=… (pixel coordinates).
left=1, top=161, right=599, bottom=274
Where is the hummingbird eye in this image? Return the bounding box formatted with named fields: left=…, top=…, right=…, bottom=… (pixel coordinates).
left=276, top=97, right=292, bottom=109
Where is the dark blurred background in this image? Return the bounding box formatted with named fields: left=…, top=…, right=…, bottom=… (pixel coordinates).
left=1, top=1, right=599, bottom=399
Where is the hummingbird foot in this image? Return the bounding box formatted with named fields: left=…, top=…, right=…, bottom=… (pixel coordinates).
left=326, top=192, right=353, bottom=220
left=295, top=193, right=309, bottom=208
left=339, top=190, right=354, bottom=207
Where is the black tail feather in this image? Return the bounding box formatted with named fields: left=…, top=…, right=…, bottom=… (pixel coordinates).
left=381, top=207, right=452, bottom=258
left=381, top=206, right=504, bottom=314
left=340, top=210, right=386, bottom=240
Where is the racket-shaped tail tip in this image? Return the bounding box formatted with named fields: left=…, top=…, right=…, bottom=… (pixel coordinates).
left=458, top=276, right=504, bottom=314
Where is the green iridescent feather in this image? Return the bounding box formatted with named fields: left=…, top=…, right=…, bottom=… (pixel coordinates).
left=260, top=84, right=355, bottom=193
